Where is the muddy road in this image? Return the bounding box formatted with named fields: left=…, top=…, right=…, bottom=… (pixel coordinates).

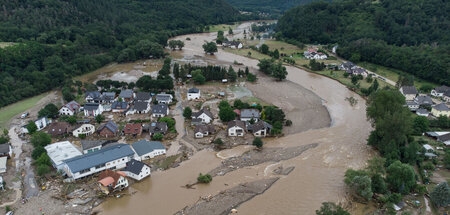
left=97, top=22, right=372, bottom=215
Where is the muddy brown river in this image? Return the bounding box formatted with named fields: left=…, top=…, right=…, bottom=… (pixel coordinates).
left=97, top=22, right=373, bottom=214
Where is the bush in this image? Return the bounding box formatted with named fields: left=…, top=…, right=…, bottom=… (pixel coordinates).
left=26, top=121, right=38, bottom=134
left=430, top=182, right=450, bottom=208
left=30, top=132, right=51, bottom=148
left=197, top=173, right=212, bottom=183
left=213, top=138, right=223, bottom=146
left=315, top=202, right=350, bottom=215
left=35, top=153, right=52, bottom=166
left=31, top=146, right=46, bottom=160
left=37, top=164, right=51, bottom=176
left=5, top=206, right=11, bottom=212
left=252, top=137, right=263, bottom=149
left=285, top=120, right=292, bottom=126
left=152, top=133, right=164, bottom=141
left=183, top=107, right=192, bottom=119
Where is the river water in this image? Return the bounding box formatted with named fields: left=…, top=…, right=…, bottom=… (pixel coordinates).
left=98, top=22, right=373, bottom=214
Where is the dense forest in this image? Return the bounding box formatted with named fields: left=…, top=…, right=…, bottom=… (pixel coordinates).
left=226, top=0, right=323, bottom=17
left=277, top=0, right=450, bottom=84
left=0, top=0, right=241, bottom=107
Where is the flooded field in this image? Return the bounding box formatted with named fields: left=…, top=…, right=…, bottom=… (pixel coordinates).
left=96, top=22, right=373, bottom=215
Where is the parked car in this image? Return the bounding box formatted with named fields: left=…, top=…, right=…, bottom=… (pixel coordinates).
left=20, top=112, right=29, bottom=119
left=6, top=211, right=14, bottom=215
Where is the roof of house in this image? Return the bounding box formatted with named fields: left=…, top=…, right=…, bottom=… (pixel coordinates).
left=415, top=95, right=433, bottom=105
left=131, top=140, right=165, bottom=157
left=98, top=169, right=126, bottom=187
left=47, top=122, right=71, bottom=136
left=65, top=144, right=135, bottom=173
left=84, top=103, right=100, bottom=111
left=102, top=92, right=116, bottom=101
left=240, top=109, right=260, bottom=118
left=85, top=91, right=101, bottom=99
left=123, top=123, right=142, bottom=135
left=194, top=125, right=215, bottom=134
left=119, top=89, right=134, bottom=99
left=400, top=86, right=418, bottom=95
left=438, top=133, right=450, bottom=142
left=44, top=141, right=82, bottom=167
left=98, top=121, right=119, bottom=134
left=111, top=101, right=128, bottom=110
left=434, top=85, right=450, bottom=94
left=340, top=62, right=355, bottom=69
left=192, top=108, right=213, bottom=119
left=248, top=120, right=272, bottom=132
left=135, top=92, right=151, bottom=101
left=122, top=159, right=148, bottom=175
left=227, top=120, right=246, bottom=129
left=155, top=93, right=172, bottom=102
left=0, top=144, right=10, bottom=154
left=433, top=103, right=450, bottom=111
left=152, top=104, right=168, bottom=115
left=188, top=87, right=200, bottom=94
left=81, top=140, right=111, bottom=151
left=149, top=122, right=168, bottom=133
left=416, top=108, right=429, bottom=115
left=134, top=101, right=149, bottom=112
left=406, top=101, right=418, bottom=106
left=63, top=101, right=81, bottom=112
left=423, top=144, right=434, bottom=151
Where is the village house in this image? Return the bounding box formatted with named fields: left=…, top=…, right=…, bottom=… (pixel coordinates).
left=98, top=121, right=119, bottom=137
left=72, top=124, right=95, bottom=138
left=81, top=140, right=113, bottom=154
left=431, top=85, right=449, bottom=97
left=59, top=101, right=81, bottom=116
left=223, top=41, right=243, bottom=49
left=0, top=144, right=12, bottom=158
left=406, top=101, right=420, bottom=111
left=63, top=144, right=136, bottom=180
left=423, top=144, right=434, bottom=152
left=111, top=101, right=129, bottom=113
left=84, top=103, right=104, bottom=117
left=148, top=122, right=168, bottom=136
left=45, top=141, right=82, bottom=171
left=155, top=93, right=173, bottom=104
left=227, top=120, right=246, bottom=137
left=187, top=87, right=201, bottom=100
left=416, top=108, right=430, bottom=117
left=98, top=170, right=129, bottom=194
left=101, top=92, right=116, bottom=104
left=47, top=122, right=71, bottom=136
left=194, top=125, right=215, bottom=138
left=123, top=123, right=142, bottom=137
left=247, top=120, right=272, bottom=137
left=35, top=117, right=52, bottom=131
left=85, top=91, right=102, bottom=103
left=134, top=101, right=150, bottom=114
left=431, top=103, right=450, bottom=117
left=131, top=140, right=166, bottom=161
left=415, top=95, right=433, bottom=106
left=339, top=62, right=356, bottom=71
left=240, top=109, right=261, bottom=122
left=151, top=104, right=169, bottom=118
left=191, top=108, right=214, bottom=125
left=134, top=92, right=152, bottom=103
left=122, top=159, right=151, bottom=181
left=346, top=67, right=368, bottom=77
left=304, top=49, right=327, bottom=60
left=119, top=89, right=134, bottom=103
left=399, top=86, right=418, bottom=101
left=437, top=133, right=450, bottom=146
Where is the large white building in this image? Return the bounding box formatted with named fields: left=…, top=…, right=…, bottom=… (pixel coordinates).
left=187, top=88, right=201, bottom=100
left=72, top=124, right=95, bottom=138
left=45, top=141, right=83, bottom=171
left=131, top=140, right=166, bottom=161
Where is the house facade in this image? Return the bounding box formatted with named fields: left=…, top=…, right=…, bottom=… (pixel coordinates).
left=155, top=93, right=173, bottom=104
left=134, top=101, right=150, bottom=114
left=73, top=124, right=95, bottom=137
left=191, top=108, right=213, bottom=124
left=123, top=123, right=142, bottom=137
left=131, top=140, right=166, bottom=161
left=59, top=101, right=81, bottom=116
left=431, top=86, right=449, bottom=97
left=98, top=170, right=129, bottom=194
left=399, top=86, right=418, bottom=101
left=152, top=104, right=169, bottom=118
left=84, top=103, right=104, bottom=117
left=187, top=88, right=201, bottom=100
left=85, top=91, right=102, bottom=103
left=431, top=103, right=450, bottom=117
left=122, top=159, right=151, bottom=181
left=35, top=117, right=52, bottom=131
left=227, top=120, right=246, bottom=137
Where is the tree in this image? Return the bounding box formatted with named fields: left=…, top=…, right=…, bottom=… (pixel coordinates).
left=371, top=174, right=387, bottom=194
left=37, top=164, right=51, bottom=176
left=168, top=40, right=177, bottom=50
left=62, top=87, right=75, bottom=102
left=228, top=27, right=233, bottom=35
left=430, top=182, right=450, bottom=207
left=260, top=44, right=269, bottom=54
left=272, top=49, right=280, bottom=59
left=176, top=40, right=185, bottom=50
left=227, top=66, right=237, bottom=82
left=271, top=62, right=288, bottom=81
left=193, top=72, right=206, bottom=85
left=202, top=42, right=218, bottom=55
left=245, top=67, right=250, bottom=76
left=173, top=63, right=180, bottom=81
left=152, top=133, right=164, bottom=140
left=197, top=173, right=212, bottom=183
left=386, top=161, right=416, bottom=194
left=26, top=121, right=38, bottom=134
left=214, top=138, right=224, bottom=146
left=65, top=116, right=77, bottom=125
left=30, top=132, right=51, bottom=148
left=247, top=73, right=257, bottom=82
left=316, top=202, right=350, bottom=215
left=32, top=146, right=46, bottom=160
left=159, top=117, right=176, bottom=130
left=95, top=114, right=104, bottom=124
left=413, top=116, right=429, bottom=135
left=183, top=107, right=192, bottom=119
left=38, top=103, right=59, bottom=119
left=344, top=169, right=373, bottom=201
left=351, top=75, right=359, bottom=85
left=366, top=156, right=386, bottom=176
left=219, top=106, right=236, bottom=122
left=35, top=153, right=51, bottom=166
left=257, top=59, right=274, bottom=75
left=252, top=137, right=263, bottom=149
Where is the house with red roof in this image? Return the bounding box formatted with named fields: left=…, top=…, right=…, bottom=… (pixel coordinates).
left=123, top=123, right=142, bottom=137
left=97, top=170, right=129, bottom=194
left=59, top=101, right=81, bottom=116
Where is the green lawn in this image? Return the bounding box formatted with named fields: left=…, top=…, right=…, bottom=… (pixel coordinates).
left=316, top=70, right=391, bottom=94
left=207, top=23, right=239, bottom=33
left=0, top=93, right=48, bottom=129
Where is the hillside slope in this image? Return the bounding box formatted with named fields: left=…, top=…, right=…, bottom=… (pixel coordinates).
left=226, top=0, right=322, bottom=16
left=277, top=0, right=449, bottom=84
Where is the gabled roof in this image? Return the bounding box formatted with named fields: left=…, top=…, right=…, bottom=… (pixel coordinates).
left=148, top=122, right=167, bottom=133
left=438, top=133, right=450, bottom=142
left=434, top=85, right=450, bottom=94
left=119, top=89, right=134, bottom=99
left=134, top=101, right=149, bottom=112
left=227, top=120, right=246, bottom=129
left=84, top=103, right=100, bottom=111
left=135, top=92, right=151, bottom=101
left=416, top=108, right=429, bottom=115
left=123, top=159, right=148, bottom=175
left=102, top=92, right=116, bottom=101
left=240, top=109, right=260, bottom=118
left=433, top=103, right=450, bottom=111
left=85, top=91, right=101, bottom=99
left=98, top=121, right=119, bottom=133
left=192, top=108, right=213, bottom=119
left=248, top=120, right=272, bottom=132
left=400, top=86, right=418, bottom=95
left=131, top=140, right=165, bottom=156
left=152, top=104, right=168, bottom=115
left=111, top=101, right=128, bottom=110
left=415, top=95, right=433, bottom=105
left=123, top=123, right=142, bottom=135
left=155, top=93, right=172, bottom=101
left=81, top=140, right=111, bottom=151
left=47, top=122, right=71, bottom=136
left=0, top=144, right=11, bottom=154
left=194, top=125, right=215, bottom=134
left=98, top=169, right=126, bottom=187
left=63, top=101, right=81, bottom=112
left=65, top=144, right=135, bottom=173
left=188, top=88, right=200, bottom=94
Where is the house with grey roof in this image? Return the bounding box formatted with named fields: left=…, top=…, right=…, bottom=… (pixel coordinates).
left=247, top=121, right=272, bottom=137
left=155, top=93, right=173, bottom=104
left=84, top=103, right=104, bottom=117
left=63, top=144, right=136, bottom=180
left=240, top=109, right=261, bottom=122
left=339, top=62, right=356, bottom=71
left=191, top=108, right=214, bottom=124
left=148, top=122, right=168, bottom=136
left=81, top=140, right=114, bottom=154
left=119, top=89, right=134, bottom=102
left=122, top=159, right=151, bottom=181
left=406, top=101, right=419, bottom=111
left=415, top=95, right=433, bottom=106
left=135, top=92, right=152, bottom=103
left=101, top=92, right=116, bottom=104
left=134, top=101, right=150, bottom=114
left=431, top=103, right=450, bottom=117
left=0, top=144, right=12, bottom=158
left=399, top=86, right=418, bottom=101
left=431, top=85, right=449, bottom=97
left=131, top=140, right=166, bottom=161
left=437, top=133, right=450, bottom=146
left=85, top=91, right=102, bottom=103
left=98, top=121, right=119, bottom=137
left=111, top=101, right=129, bottom=113
left=152, top=104, right=169, bottom=118
left=416, top=108, right=429, bottom=117
left=59, top=101, right=81, bottom=116
left=194, top=125, right=215, bottom=138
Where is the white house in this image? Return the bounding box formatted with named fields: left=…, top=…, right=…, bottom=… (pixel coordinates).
left=399, top=86, right=418, bottom=101
left=131, top=140, right=166, bottom=161
left=248, top=121, right=272, bottom=137
left=191, top=108, right=214, bottom=124
left=84, top=103, right=104, bottom=117
left=313, top=53, right=328, bottom=60
left=122, top=159, right=151, bottom=181
left=423, top=144, right=434, bottom=152
left=85, top=91, right=102, bottom=103
left=63, top=144, right=136, bottom=180
left=59, top=101, right=81, bottom=116
left=45, top=141, right=83, bottom=171
left=223, top=41, right=243, bottom=49
left=35, top=117, right=52, bottom=131
left=134, top=101, right=150, bottom=114
left=98, top=170, right=129, bottom=194
left=406, top=101, right=419, bottom=111
left=187, top=88, right=201, bottom=100
left=194, top=125, right=215, bottom=139
left=431, top=86, right=449, bottom=97
left=227, top=120, right=246, bottom=137
left=155, top=93, right=173, bottom=104
left=72, top=124, right=95, bottom=137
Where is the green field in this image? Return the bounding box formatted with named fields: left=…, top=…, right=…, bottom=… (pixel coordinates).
left=207, top=23, right=240, bottom=33
left=0, top=93, right=48, bottom=129
left=315, top=70, right=391, bottom=94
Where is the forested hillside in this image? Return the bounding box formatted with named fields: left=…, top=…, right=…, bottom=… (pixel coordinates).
left=226, top=0, right=322, bottom=16
left=277, top=0, right=450, bottom=84
left=0, top=0, right=240, bottom=107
